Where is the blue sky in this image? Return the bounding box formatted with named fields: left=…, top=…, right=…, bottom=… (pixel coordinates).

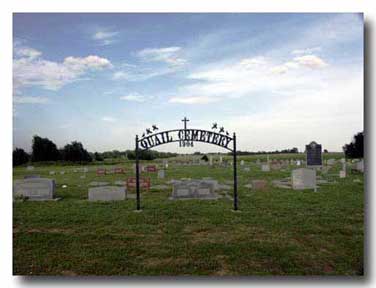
left=13, top=13, right=363, bottom=153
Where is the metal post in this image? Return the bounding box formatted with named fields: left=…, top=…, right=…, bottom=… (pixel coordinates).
left=135, top=135, right=140, bottom=210
left=233, top=133, right=238, bottom=211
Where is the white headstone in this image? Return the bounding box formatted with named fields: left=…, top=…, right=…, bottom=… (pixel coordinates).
left=339, top=171, right=346, bottom=178
left=13, top=178, right=55, bottom=200
left=292, top=168, right=316, bottom=190
left=219, top=156, right=223, bottom=163
left=26, top=166, right=34, bottom=171
left=261, top=164, right=270, bottom=172
left=356, top=159, right=364, bottom=173
left=209, top=156, right=213, bottom=166
left=49, top=171, right=55, bottom=175
left=158, top=170, right=165, bottom=179
left=240, top=160, right=244, bottom=166
left=88, top=186, right=126, bottom=201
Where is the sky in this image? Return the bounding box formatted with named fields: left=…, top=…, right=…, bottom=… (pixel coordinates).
left=13, top=13, right=363, bottom=153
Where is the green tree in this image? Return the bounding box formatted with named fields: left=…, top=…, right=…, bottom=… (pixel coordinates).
left=62, top=141, right=92, bottom=162
left=94, top=152, right=104, bottom=161
left=13, top=148, right=30, bottom=166
left=31, top=135, right=60, bottom=162
left=343, top=132, right=364, bottom=159
left=201, top=155, right=209, bottom=162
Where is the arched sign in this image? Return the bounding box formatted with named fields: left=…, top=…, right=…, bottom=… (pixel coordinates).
left=134, top=117, right=238, bottom=211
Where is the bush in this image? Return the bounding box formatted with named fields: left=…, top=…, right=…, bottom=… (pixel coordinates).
left=13, top=148, right=30, bottom=166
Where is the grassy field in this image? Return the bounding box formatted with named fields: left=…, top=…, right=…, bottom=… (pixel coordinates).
left=13, top=153, right=364, bottom=276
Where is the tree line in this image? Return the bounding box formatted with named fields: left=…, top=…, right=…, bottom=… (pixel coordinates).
left=13, top=132, right=364, bottom=166
left=13, top=135, right=178, bottom=166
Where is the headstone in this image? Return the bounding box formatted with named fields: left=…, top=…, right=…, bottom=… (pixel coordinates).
left=114, top=167, right=125, bottom=174
left=240, top=160, right=244, bottom=166
left=26, top=166, right=34, bottom=171
left=80, top=175, right=86, bottom=179
left=88, top=186, right=126, bottom=201
left=296, top=160, right=301, bottom=166
left=83, top=167, right=89, bottom=173
left=209, top=156, right=213, bottom=166
left=355, top=159, right=364, bottom=173
left=163, top=159, right=169, bottom=169
left=158, top=170, right=165, bottom=179
left=127, top=177, right=151, bottom=190
left=49, top=171, right=55, bottom=175
left=251, top=180, right=268, bottom=191
left=339, top=171, right=346, bottom=178
left=171, top=180, right=217, bottom=199
left=219, top=156, right=223, bottom=164
left=271, top=163, right=281, bottom=170
left=244, top=167, right=250, bottom=172
left=96, top=168, right=106, bottom=176
left=13, top=178, right=55, bottom=200
left=292, top=168, right=316, bottom=190
left=306, top=141, right=322, bottom=167
left=60, top=171, right=65, bottom=175
left=146, top=165, right=157, bottom=173
left=261, top=164, right=270, bottom=172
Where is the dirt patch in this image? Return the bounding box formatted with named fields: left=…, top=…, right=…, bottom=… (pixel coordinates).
left=213, top=255, right=231, bottom=276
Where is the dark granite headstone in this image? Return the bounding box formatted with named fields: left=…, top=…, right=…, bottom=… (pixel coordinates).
left=306, top=141, right=322, bottom=167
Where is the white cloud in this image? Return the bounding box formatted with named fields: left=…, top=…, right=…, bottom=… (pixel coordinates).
left=92, top=29, right=119, bottom=46
left=119, top=93, right=146, bottom=102
left=224, top=72, right=363, bottom=152
left=169, top=54, right=329, bottom=105
left=101, top=116, right=117, bottom=123
left=14, top=47, right=42, bottom=59
left=64, top=55, right=112, bottom=70
left=112, top=71, right=130, bottom=80
left=293, top=55, right=328, bottom=69
left=13, top=46, right=112, bottom=91
left=270, top=55, right=328, bottom=74
left=137, top=46, right=186, bottom=66
left=13, top=96, right=49, bottom=104
left=169, top=96, right=220, bottom=105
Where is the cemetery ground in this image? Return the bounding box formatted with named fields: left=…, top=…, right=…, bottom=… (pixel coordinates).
left=13, top=153, right=364, bottom=276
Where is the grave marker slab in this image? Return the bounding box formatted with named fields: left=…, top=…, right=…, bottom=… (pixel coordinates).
left=306, top=141, right=322, bottom=167
left=251, top=180, right=268, bottom=191
left=13, top=178, right=55, bottom=200
left=292, top=168, right=316, bottom=190
left=158, top=170, right=165, bottom=179
left=146, top=165, right=157, bottom=173
left=261, top=164, right=270, bottom=172
left=96, top=168, right=106, bottom=176
left=88, top=186, right=126, bottom=201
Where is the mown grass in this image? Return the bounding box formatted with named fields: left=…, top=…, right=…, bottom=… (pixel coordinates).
left=13, top=153, right=364, bottom=276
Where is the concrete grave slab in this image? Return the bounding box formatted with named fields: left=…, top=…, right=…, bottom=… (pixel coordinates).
left=13, top=178, right=55, bottom=201
left=292, top=168, right=316, bottom=190
left=88, top=186, right=126, bottom=201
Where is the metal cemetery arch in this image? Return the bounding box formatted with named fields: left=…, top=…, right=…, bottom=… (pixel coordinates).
left=134, top=117, right=238, bottom=211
